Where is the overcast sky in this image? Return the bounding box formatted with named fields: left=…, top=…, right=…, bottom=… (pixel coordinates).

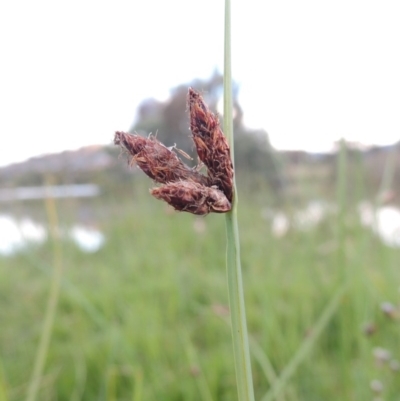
left=1, top=0, right=399, bottom=167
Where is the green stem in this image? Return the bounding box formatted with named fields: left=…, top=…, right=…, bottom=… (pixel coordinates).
left=26, top=179, right=63, bottom=401
left=224, top=1, right=255, bottom=400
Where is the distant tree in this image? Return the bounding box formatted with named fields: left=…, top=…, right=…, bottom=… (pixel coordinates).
left=130, top=71, right=284, bottom=192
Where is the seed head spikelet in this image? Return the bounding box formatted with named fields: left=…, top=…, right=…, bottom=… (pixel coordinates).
left=188, top=88, right=234, bottom=202
left=151, top=181, right=231, bottom=215
left=114, top=131, right=210, bottom=186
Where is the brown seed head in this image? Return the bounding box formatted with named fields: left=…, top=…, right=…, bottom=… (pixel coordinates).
left=114, top=131, right=209, bottom=186
left=188, top=88, right=234, bottom=202
left=150, top=181, right=231, bottom=215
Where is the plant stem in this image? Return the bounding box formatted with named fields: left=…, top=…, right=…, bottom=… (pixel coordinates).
left=26, top=178, right=63, bottom=401
left=223, top=1, right=255, bottom=400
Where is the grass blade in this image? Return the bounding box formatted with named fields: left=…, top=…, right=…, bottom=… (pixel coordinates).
left=261, top=283, right=348, bottom=401
left=25, top=181, right=63, bottom=401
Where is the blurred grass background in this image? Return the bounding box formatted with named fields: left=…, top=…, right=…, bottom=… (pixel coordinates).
left=1, top=160, right=399, bottom=400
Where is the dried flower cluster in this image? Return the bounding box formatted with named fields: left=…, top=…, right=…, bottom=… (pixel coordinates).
left=114, top=88, right=233, bottom=215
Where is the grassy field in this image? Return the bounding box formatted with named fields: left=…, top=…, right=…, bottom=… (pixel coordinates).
left=0, top=176, right=399, bottom=401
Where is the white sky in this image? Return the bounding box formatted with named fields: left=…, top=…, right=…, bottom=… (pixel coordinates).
left=1, top=0, right=399, bottom=167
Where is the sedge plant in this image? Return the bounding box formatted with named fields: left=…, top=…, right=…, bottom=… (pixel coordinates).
left=113, top=3, right=255, bottom=399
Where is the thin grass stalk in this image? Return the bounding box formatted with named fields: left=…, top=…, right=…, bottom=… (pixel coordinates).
left=248, top=337, right=286, bottom=401
left=223, top=1, right=255, bottom=400
left=377, top=141, right=398, bottom=202
left=182, top=330, right=213, bottom=401
left=261, top=282, right=348, bottom=401
left=371, top=141, right=399, bottom=274
left=336, top=139, right=347, bottom=246
left=334, top=140, right=353, bottom=392
left=132, top=369, right=143, bottom=401
left=69, top=351, right=87, bottom=401
left=26, top=178, right=63, bottom=401
left=0, top=362, right=8, bottom=401
left=106, top=366, right=118, bottom=401
left=22, top=253, right=105, bottom=327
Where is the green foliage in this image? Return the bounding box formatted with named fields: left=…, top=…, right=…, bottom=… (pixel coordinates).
left=0, top=183, right=399, bottom=400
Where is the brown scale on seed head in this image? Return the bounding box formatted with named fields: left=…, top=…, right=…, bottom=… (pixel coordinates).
left=114, top=131, right=210, bottom=186
left=151, top=181, right=231, bottom=215
left=188, top=88, right=234, bottom=202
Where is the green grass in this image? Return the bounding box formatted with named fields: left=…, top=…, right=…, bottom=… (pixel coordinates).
left=0, top=180, right=399, bottom=400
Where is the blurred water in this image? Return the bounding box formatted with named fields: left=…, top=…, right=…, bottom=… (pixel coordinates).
left=263, top=200, right=400, bottom=248
left=262, top=200, right=335, bottom=238
left=358, top=202, right=400, bottom=248
left=2, top=200, right=399, bottom=256
left=0, top=215, right=46, bottom=255
left=0, top=184, right=100, bottom=201
left=0, top=214, right=105, bottom=256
